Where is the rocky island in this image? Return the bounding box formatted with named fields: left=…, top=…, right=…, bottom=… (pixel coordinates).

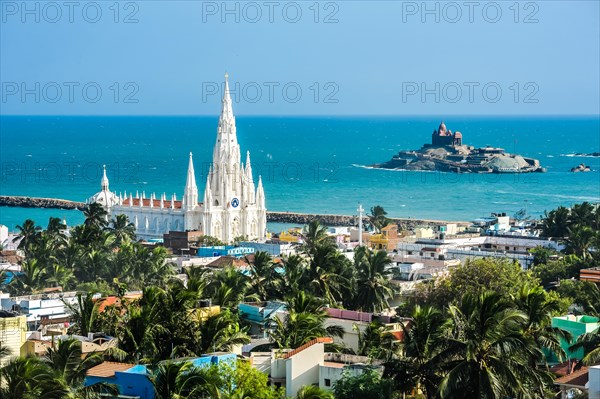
left=570, top=163, right=592, bottom=172
left=371, top=122, right=545, bottom=173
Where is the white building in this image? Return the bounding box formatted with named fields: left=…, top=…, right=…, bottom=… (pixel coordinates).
left=395, top=234, right=562, bottom=269
left=89, top=74, right=267, bottom=243
left=0, top=291, right=79, bottom=329
left=250, top=338, right=383, bottom=397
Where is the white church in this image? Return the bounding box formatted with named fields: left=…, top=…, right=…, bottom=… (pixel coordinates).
left=88, top=74, right=267, bottom=243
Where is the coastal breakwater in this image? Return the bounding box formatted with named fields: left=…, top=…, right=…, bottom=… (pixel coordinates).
left=0, top=196, right=469, bottom=230
left=267, top=211, right=470, bottom=230
left=0, top=195, right=86, bottom=210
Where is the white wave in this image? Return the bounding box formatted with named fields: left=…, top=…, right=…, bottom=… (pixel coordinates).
left=351, top=164, right=437, bottom=173
left=560, top=153, right=600, bottom=158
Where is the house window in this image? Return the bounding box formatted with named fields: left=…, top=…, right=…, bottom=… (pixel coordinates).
left=505, top=246, right=509, bottom=250
left=324, top=379, right=331, bottom=387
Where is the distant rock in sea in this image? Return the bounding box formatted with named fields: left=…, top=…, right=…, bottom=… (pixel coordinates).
left=371, top=121, right=545, bottom=174
left=570, top=163, right=592, bottom=172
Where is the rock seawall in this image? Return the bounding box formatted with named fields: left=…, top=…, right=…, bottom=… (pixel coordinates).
left=267, top=211, right=469, bottom=230
left=0, top=196, right=469, bottom=230
left=0, top=195, right=85, bottom=210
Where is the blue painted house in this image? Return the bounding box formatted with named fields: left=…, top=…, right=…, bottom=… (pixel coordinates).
left=84, top=353, right=237, bottom=399
left=238, top=301, right=287, bottom=338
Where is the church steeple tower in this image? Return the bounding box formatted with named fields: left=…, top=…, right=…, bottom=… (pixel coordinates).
left=184, top=152, right=198, bottom=210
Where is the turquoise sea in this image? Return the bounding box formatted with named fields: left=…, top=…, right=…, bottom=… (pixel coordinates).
left=0, top=116, right=599, bottom=231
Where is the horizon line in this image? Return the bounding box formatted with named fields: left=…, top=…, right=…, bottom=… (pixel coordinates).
left=2, top=114, right=599, bottom=118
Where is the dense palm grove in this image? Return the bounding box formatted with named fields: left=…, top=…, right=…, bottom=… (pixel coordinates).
left=0, top=202, right=599, bottom=398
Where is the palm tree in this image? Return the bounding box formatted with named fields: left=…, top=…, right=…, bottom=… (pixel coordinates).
left=117, top=300, right=169, bottom=362
left=565, top=224, right=596, bottom=261
left=83, top=203, right=108, bottom=230
left=295, top=385, right=334, bottom=399
left=569, top=202, right=595, bottom=227
left=438, top=292, right=551, bottom=399
left=43, top=338, right=102, bottom=386
left=246, top=251, right=280, bottom=301
left=13, top=219, right=41, bottom=255
left=301, top=221, right=333, bottom=252
left=542, top=206, right=571, bottom=237
left=46, top=217, right=66, bottom=241
left=269, top=310, right=344, bottom=349
left=356, top=321, right=397, bottom=361
left=207, top=267, right=256, bottom=308
left=569, top=326, right=600, bottom=366
left=151, top=361, right=222, bottom=399
left=128, top=245, right=174, bottom=289
left=513, top=285, right=571, bottom=366
left=63, top=292, right=101, bottom=336
left=353, top=247, right=395, bottom=312
left=0, top=356, right=67, bottom=399
left=106, top=214, right=136, bottom=244
left=385, top=305, right=448, bottom=398
left=301, top=238, right=353, bottom=307
left=198, top=309, right=250, bottom=354
left=280, top=254, right=307, bottom=298
left=285, top=291, right=326, bottom=314
left=42, top=337, right=118, bottom=398
left=46, top=263, right=75, bottom=289
left=368, top=205, right=390, bottom=233
left=9, top=258, right=46, bottom=295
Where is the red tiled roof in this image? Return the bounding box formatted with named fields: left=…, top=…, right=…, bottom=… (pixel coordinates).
left=86, top=362, right=135, bottom=378
left=121, top=198, right=203, bottom=209
left=554, top=367, right=588, bottom=387
left=282, top=337, right=333, bottom=359
left=581, top=267, right=600, bottom=283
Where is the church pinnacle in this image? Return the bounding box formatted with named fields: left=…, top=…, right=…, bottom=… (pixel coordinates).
left=184, top=152, right=198, bottom=209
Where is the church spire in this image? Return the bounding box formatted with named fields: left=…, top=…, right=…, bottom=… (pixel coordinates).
left=203, top=174, right=213, bottom=210
left=256, top=175, right=265, bottom=209
left=184, top=152, right=198, bottom=210
left=101, top=165, right=109, bottom=191
left=245, top=151, right=252, bottom=176
left=221, top=72, right=235, bottom=123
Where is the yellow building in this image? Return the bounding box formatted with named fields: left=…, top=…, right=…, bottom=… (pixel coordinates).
left=368, top=224, right=400, bottom=251
left=278, top=228, right=302, bottom=243
left=0, top=312, right=27, bottom=365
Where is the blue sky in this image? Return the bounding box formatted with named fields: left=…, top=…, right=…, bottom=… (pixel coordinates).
left=1, top=1, right=599, bottom=115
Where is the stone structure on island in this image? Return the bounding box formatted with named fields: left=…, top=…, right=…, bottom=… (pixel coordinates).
left=87, top=74, right=267, bottom=243
left=371, top=121, right=545, bottom=173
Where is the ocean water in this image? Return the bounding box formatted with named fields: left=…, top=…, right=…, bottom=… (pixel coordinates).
left=0, top=116, right=599, bottom=231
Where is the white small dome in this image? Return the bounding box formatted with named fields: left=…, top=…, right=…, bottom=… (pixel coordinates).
left=88, top=190, right=119, bottom=208
left=88, top=164, right=119, bottom=208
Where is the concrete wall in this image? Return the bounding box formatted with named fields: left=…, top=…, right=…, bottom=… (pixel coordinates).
left=319, top=364, right=344, bottom=390
left=590, top=365, right=600, bottom=399
left=324, top=318, right=364, bottom=353
left=286, top=343, right=324, bottom=397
